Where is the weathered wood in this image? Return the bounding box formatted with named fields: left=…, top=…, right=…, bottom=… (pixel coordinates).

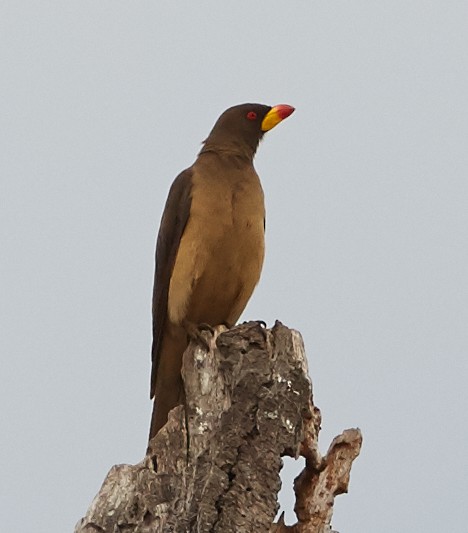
left=75, top=321, right=362, bottom=533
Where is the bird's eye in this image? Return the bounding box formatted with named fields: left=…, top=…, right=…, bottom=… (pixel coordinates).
left=246, top=111, right=257, bottom=121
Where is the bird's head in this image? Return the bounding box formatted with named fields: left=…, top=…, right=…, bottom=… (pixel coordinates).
left=201, top=103, right=295, bottom=160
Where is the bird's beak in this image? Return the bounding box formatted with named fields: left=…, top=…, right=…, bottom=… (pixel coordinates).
left=261, top=104, right=295, bottom=132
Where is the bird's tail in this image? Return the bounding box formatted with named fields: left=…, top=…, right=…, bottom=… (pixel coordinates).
left=148, top=329, right=187, bottom=443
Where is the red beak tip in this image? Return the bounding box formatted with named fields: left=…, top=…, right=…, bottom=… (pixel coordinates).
left=277, top=104, right=295, bottom=119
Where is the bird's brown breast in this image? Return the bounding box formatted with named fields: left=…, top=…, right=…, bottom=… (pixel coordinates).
left=167, top=155, right=265, bottom=328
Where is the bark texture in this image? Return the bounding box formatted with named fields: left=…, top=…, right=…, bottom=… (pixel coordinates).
left=75, top=321, right=362, bottom=533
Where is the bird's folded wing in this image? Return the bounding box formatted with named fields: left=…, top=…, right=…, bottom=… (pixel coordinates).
left=150, top=168, right=193, bottom=398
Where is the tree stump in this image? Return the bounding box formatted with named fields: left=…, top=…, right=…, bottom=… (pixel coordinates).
left=75, top=321, right=362, bottom=533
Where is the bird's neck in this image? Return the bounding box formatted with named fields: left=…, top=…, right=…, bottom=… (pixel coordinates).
left=199, top=139, right=257, bottom=163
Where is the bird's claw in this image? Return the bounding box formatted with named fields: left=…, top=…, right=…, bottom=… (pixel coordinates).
left=197, top=323, right=215, bottom=335
left=240, top=320, right=268, bottom=342
left=255, top=321, right=268, bottom=342
left=183, top=320, right=214, bottom=352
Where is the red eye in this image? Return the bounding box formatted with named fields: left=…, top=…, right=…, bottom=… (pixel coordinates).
left=246, top=111, right=257, bottom=120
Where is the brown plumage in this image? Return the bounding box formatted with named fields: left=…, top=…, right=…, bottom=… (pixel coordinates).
left=149, top=103, right=294, bottom=440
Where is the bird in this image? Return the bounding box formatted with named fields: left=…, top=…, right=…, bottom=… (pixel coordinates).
left=149, top=103, right=295, bottom=441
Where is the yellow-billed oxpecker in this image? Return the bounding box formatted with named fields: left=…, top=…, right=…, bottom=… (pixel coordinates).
left=149, top=103, right=295, bottom=440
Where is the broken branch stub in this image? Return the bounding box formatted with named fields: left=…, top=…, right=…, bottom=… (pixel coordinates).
left=75, top=321, right=362, bottom=533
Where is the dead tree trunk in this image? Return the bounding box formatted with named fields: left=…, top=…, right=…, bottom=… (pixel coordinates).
left=75, top=321, right=362, bottom=533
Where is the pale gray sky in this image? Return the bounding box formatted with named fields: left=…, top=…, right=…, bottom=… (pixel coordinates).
left=1, top=2, right=467, bottom=532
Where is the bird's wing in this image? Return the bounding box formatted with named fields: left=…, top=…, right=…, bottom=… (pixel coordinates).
left=150, top=168, right=193, bottom=398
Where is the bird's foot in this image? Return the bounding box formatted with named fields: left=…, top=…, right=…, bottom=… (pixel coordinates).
left=183, top=320, right=214, bottom=352
left=197, top=323, right=216, bottom=335
left=241, top=319, right=267, bottom=329
left=241, top=320, right=268, bottom=342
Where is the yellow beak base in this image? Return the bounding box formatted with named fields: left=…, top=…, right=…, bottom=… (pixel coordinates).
left=261, top=104, right=295, bottom=132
